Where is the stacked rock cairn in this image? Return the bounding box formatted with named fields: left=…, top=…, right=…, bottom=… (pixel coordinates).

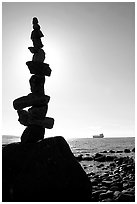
left=13, top=17, right=54, bottom=144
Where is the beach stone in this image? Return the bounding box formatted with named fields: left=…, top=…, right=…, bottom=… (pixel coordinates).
left=101, top=172, right=109, bottom=178
left=33, top=24, right=40, bottom=30
left=92, top=186, right=100, bottom=191
left=75, top=154, right=83, bottom=161
left=82, top=155, right=93, bottom=161
left=32, top=49, right=45, bottom=62
left=113, top=190, right=121, bottom=198
left=2, top=136, right=92, bottom=201
left=13, top=94, right=50, bottom=110
left=29, top=75, right=45, bottom=95
left=87, top=172, right=95, bottom=177
left=123, top=182, right=129, bottom=189
left=97, top=163, right=104, bottom=168
left=99, top=190, right=113, bottom=200
left=101, top=150, right=107, bottom=153
left=28, top=47, right=38, bottom=54
left=109, top=162, right=116, bottom=167
left=32, top=38, right=43, bottom=49
left=92, top=190, right=107, bottom=201
left=110, top=185, right=120, bottom=191
left=31, top=30, right=44, bottom=39
left=17, top=109, right=29, bottom=126
left=115, top=192, right=135, bottom=202
left=128, top=181, right=135, bottom=188
left=123, top=164, right=132, bottom=172
left=21, top=125, right=45, bottom=143
left=94, top=154, right=106, bottom=162
left=28, top=105, right=48, bottom=119
left=132, top=148, right=135, bottom=152
left=26, top=61, right=51, bottom=76
left=124, top=148, right=131, bottom=153
left=110, top=181, right=123, bottom=189
left=17, top=108, right=54, bottom=129
left=109, top=150, right=115, bottom=153
left=100, top=186, right=108, bottom=191
left=116, top=150, right=123, bottom=153
left=101, top=198, right=113, bottom=202
left=102, top=181, right=112, bottom=187
left=28, top=117, right=54, bottom=129
left=105, top=155, right=116, bottom=161
left=122, top=189, right=135, bottom=195
left=32, top=17, right=38, bottom=24
left=94, top=153, right=103, bottom=158
left=90, top=179, right=98, bottom=186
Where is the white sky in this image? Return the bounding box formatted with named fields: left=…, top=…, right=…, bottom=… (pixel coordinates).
left=2, top=2, right=135, bottom=138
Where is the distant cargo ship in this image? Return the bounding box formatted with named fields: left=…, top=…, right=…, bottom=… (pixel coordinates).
left=93, top=134, right=104, bottom=138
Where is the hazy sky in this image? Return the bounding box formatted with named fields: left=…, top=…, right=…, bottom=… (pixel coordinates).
left=2, top=2, right=135, bottom=139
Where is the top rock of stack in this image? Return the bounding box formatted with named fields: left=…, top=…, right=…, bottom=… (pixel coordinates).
left=32, top=17, right=39, bottom=24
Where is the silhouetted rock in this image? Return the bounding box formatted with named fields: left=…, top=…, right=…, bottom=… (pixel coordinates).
left=28, top=105, right=48, bottom=119
left=13, top=93, right=50, bottom=110
left=32, top=17, right=38, bottom=24
left=17, top=109, right=29, bottom=126
left=124, top=148, right=131, bottom=153
left=2, top=136, right=92, bottom=201
left=13, top=17, right=54, bottom=142
left=115, top=192, right=135, bottom=202
left=132, top=148, right=135, bottom=152
left=105, top=155, right=116, bottom=161
left=29, top=75, right=45, bottom=95
left=17, top=107, right=51, bottom=127
left=33, top=24, right=40, bottom=30
left=26, top=61, right=51, bottom=76
left=28, top=46, right=38, bottom=53
left=28, top=117, right=54, bottom=129
left=101, top=150, right=107, bottom=153
left=32, top=49, right=45, bottom=62
left=116, top=150, right=123, bottom=153
left=99, top=190, right=113, bottom=200
left=94, top=153, right=106, bottom=162
left=109, top=150, right=115, bottom=153
left=32, top=38, right=44, bottom=49
left=31, top=30, right=44, bottom=39
left=21, top=125, right=45, bottom=143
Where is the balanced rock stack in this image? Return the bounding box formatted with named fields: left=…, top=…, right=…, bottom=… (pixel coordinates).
left=13, top=17, right=54, bottom=143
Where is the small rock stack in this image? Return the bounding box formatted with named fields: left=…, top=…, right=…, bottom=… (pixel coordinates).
left=13, top=17, right=54, bottom=143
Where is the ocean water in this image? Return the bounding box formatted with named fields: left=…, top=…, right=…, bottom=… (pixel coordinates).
left=2, top=135, right=135, bottom=154
left=2, top=135, right=20, bottom=146
left=67, top=137, right=135, bottom=155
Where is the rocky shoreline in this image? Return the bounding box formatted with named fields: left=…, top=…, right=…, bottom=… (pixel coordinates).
left=2, top=138, right=135, bottom=202
left=75, top=148, right=135, bottom=202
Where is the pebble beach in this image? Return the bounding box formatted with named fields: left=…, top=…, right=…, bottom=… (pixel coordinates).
left=74, top=147, right=135, bottom=202
left=3, top=136, right=135, bottom=201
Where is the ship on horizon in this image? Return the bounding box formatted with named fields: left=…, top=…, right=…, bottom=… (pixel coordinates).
left=93, top=133, right=104, bottom=138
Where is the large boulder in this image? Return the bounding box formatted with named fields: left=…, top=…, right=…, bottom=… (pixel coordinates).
left=2, top=136, right=92, bottom=202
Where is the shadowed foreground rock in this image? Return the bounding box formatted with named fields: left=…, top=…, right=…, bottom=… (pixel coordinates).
left=2, top=136, right=92, bottom=202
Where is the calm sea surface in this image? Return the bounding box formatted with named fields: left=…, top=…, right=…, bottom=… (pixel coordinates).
left=2, top=135, right=135, bottom=155
left=68, top=137, right=135, bottom=155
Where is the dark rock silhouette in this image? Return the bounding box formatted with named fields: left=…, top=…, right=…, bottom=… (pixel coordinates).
left=5, top=17, right=93, bottom=202
left=2, top=136, right=92, bottom=201
left=124, top=148, right=131, bottom=153
left=21, top=125, right=45, bottom=143
left=26, top=61, right=51, bottom=76
left=13, top=94, right=50, bottom=110
left=29, top=75, right=45, bottom=95
left=13, top=17, right=54, bottom=143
